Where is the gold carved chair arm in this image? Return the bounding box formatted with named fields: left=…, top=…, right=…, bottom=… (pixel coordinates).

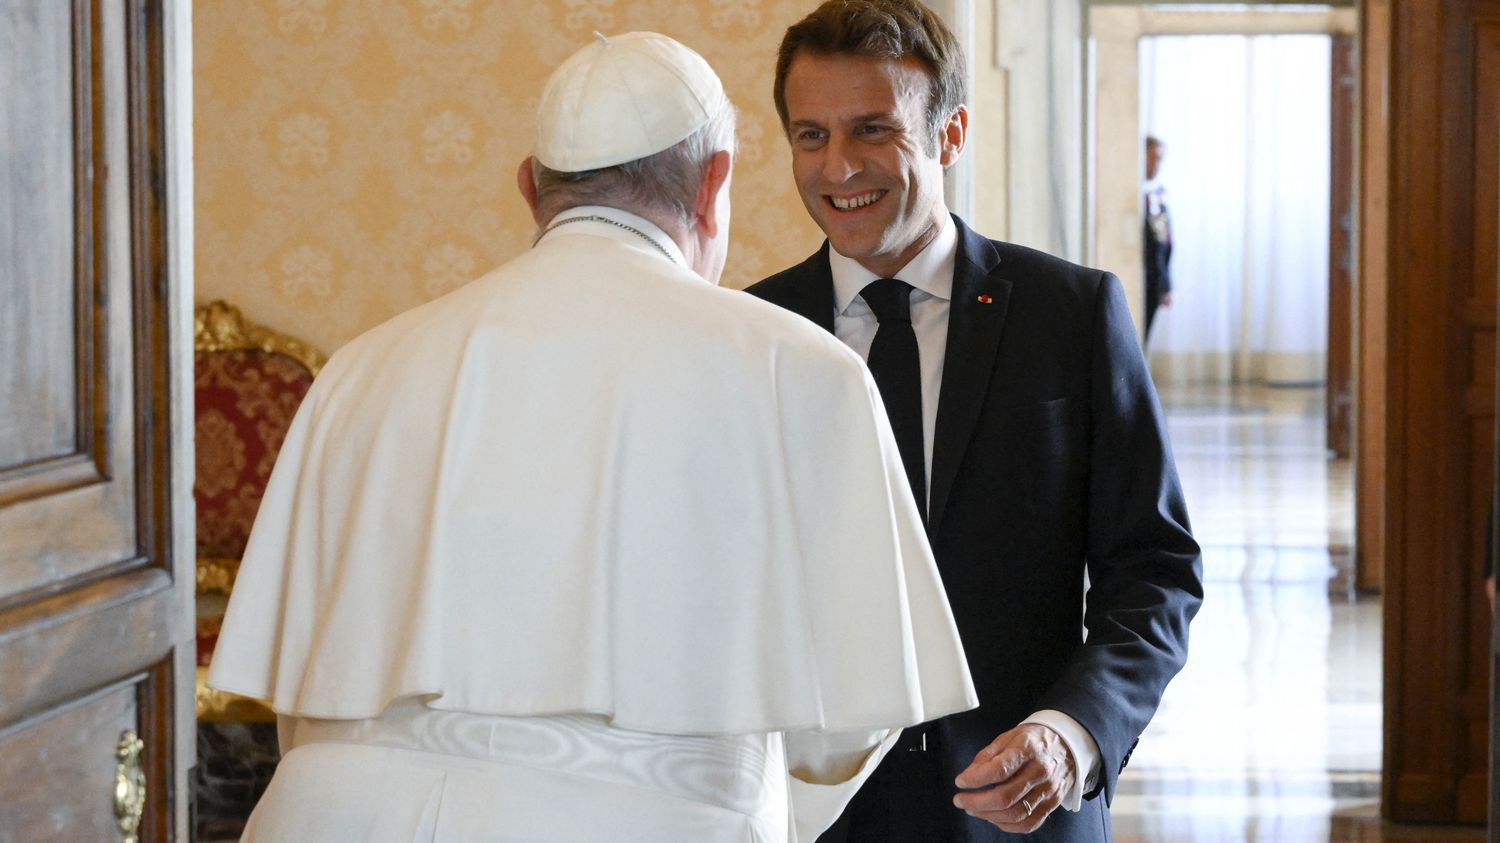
left=197, top=556, right=241, bottom=596
left=195, top=667, right=275, bottom=723
left=192, top=300, right=321, bottom=724
left=194, top=299, right=326, bottom=375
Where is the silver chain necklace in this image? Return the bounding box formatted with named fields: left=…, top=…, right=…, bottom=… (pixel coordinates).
left=535, top=215, right=678, bottom=265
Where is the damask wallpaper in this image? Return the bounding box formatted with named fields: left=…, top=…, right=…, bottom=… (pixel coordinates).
left=194, top=0, right=827, bottom=355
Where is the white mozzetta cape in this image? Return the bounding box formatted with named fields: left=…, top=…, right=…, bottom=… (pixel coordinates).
left=209, top=209, right=977, bottom=735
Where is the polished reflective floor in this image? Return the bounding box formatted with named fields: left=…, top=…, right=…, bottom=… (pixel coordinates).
left=1110, top=384, right=1482, bottom=842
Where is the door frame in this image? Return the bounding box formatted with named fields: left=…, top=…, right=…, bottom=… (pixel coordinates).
left=1083, top=6, right=1357, bottom=332
left=164, top=0, right=196, bottom=836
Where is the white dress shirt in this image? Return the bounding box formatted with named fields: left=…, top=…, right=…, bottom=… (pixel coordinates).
left=827, top=213, right=1101, bottom=811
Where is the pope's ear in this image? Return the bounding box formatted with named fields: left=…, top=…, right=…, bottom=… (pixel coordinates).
left=693, top=150, right=733, bottom=237
left=516, top=157, right=543, bottom=225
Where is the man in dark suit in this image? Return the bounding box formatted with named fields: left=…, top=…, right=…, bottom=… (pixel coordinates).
left=746, top=2, right=1203, bottom=839
left=1143, top=136, right=1173, bottom=344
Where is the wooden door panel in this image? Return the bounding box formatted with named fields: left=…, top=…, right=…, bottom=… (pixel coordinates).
left=0, top=0, right=189, bottom=839
left=1355, top=0, right=1390, bottom=594
left=1457, top=18, right=1499, bottom=818
left=0, top=0, right=79, bottom=470
left=0, top=570, right=174, bottom=725
left=1475, top=24, right=1499, bottom=307
left=0, top=680, right=141, bottom=843
left=0, top=392, right=141, bottom=572
left=1382, top=1, right=1500, bottom=824
left=0, top=0, right=138, bottom=603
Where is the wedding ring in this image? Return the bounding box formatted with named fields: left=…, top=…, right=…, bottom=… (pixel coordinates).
left=1021, top=797, right=1035, bottom=817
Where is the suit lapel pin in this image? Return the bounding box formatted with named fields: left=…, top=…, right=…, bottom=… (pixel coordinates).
left=977, top=294, right=993, bottom=304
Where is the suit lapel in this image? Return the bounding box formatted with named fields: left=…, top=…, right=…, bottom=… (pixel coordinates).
left=784, top=244, right=837, bottom=333
left=928, top=218, right=1011, bottom=535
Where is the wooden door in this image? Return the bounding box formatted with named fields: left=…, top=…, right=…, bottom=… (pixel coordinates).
left=0, top=1, right=192, bottom=840
left=1490, top=104, right=1500, bottom=836
left=1379, top=0, right=1500, bottom=824
left=1326, top=33, right=1355, bottom=459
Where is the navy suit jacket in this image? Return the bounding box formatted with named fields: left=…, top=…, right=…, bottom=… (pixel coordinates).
left=747, top=216, right=1203, bottom=842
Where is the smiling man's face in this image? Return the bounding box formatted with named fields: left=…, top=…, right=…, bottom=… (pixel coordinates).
left=782, top=51, right=965, bottom=278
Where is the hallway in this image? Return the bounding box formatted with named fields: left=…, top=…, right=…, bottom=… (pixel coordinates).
left=1110, top=385, right=1480, bottom=842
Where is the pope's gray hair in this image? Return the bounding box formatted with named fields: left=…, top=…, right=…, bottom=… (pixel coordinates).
left=532, top=96, right=737, bottom=231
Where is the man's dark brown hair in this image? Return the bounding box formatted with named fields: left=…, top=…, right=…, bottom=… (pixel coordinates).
left=773, top=0, right=968, bottom=147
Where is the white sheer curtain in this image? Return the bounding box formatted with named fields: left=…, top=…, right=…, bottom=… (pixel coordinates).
left=1140, top=35, right=1331, bottom=386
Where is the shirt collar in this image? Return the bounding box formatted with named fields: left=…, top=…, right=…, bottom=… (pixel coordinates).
left=829, top=213, right=957, bottom=314
left=535, top=205, right=691, bottom=272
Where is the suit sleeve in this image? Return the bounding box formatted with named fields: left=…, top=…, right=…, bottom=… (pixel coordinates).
left=1034, top=271, right=1203, bottom=804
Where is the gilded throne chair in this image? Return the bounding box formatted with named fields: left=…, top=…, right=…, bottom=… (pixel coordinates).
left=191, top=300, right=324, bottom=839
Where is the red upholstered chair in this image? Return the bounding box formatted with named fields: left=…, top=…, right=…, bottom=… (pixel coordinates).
left=191, top=300, right=323, bottom=838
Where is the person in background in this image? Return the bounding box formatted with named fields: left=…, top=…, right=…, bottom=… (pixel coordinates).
left=1143, top=135, right=1174, bottom=344
left=748, top=2, right=1203, bottom=839
left=208, top=30, right=976, bottom=843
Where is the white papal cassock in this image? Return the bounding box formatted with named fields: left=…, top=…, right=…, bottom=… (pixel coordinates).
left=208, top=207, right=978, bottom=842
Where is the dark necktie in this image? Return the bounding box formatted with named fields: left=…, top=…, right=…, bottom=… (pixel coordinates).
left=860, top=278, right=926, bottom=523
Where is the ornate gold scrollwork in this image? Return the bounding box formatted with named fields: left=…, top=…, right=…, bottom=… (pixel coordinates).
left=114, top=730, right=145, bottom=843
left=196, top=555, right=242, bottom=595
left=193, top=299, right=327, bottom=376
left=195, top=666, right=277, bottom=723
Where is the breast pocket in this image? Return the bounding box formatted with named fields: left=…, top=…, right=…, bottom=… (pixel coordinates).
left=1010, top=396, right=1076, bottom=432
left=1004, top=397, right=1087, bottom=509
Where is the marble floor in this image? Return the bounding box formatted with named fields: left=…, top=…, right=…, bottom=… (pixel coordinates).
left=1110, top=384, right=1482, bottom=843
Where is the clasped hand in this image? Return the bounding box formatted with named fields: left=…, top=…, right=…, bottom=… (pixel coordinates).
left=952, top=724, right=1075, bottom=833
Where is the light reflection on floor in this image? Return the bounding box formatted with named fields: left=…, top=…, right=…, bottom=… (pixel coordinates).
left=1108, top=384, right=1480, bottom=843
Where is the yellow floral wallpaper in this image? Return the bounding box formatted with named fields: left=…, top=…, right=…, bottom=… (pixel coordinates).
left=194, top=0, right=827, bottom=355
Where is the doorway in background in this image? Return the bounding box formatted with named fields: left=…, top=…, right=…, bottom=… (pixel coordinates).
left=1088, top=7, right=1372, bottom=840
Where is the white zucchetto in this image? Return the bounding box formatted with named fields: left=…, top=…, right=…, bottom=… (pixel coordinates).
left=534, top=31, right=725, bottom=172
